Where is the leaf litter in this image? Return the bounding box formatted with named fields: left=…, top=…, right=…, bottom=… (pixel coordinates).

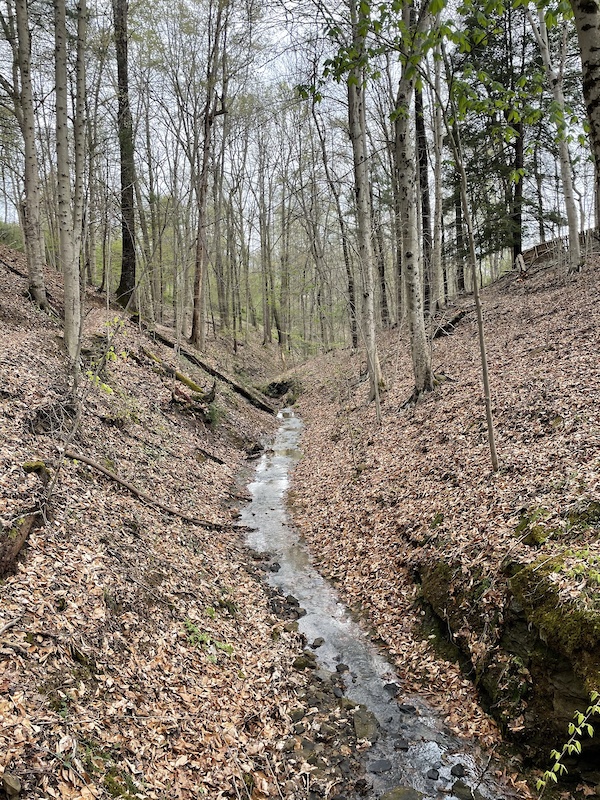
left=0, top=246, right=311, bottom=799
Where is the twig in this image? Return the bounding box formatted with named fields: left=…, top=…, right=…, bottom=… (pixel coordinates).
left=0, top=617, right=22, bottom=638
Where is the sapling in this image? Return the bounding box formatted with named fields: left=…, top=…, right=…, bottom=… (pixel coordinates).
left=536, top=691, right=600, bottom=795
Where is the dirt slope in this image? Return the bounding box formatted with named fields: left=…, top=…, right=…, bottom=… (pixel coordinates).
left=290, top=258, right=600, bottom=787
left=0, top=249, right=309, bottom=799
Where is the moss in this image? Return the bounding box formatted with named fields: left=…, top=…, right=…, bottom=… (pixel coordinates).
left=103, top=767, right=138, bottom=798
left=514, top=506, right=558, bottom=546
left=509, top=557, right=600, bottom=690
left=429, top=512, right=444, bottom=529
left=566, top=500, right=600, bottom=529
left=22, top=459, right=47, bottom=473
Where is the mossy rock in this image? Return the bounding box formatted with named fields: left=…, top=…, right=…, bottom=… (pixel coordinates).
left=509, top=556, right=600, bottom=691
left=565, top=500, right=600, bottom=530
left=419, top=560, right=497, bottom=641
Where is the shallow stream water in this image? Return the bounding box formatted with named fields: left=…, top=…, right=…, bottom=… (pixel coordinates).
left=242, top=409, right=517, bottom=800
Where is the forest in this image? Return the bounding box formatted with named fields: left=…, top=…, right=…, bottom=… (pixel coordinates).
left=1, top=0, right=599, bottom=387
left=1, top=0, right=600, bottom=798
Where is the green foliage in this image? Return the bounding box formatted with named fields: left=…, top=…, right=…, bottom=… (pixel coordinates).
left=205, top=402, right=224, bottom=430
left=0, top=222, right=24, bottom=251
left=536, top=692, right=600, bottom=794
left=183, top=618, right=234, bottom=663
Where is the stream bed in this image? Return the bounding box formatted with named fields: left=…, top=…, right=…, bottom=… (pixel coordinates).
left=241, top=409, right=518, bottom=800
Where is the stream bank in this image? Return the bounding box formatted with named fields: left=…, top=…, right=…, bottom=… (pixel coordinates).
left=241, top=410, right=522, bottom=800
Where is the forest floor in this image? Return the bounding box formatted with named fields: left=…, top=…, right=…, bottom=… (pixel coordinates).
left=0, top=247, right=342, bottom=800
left=1, top=246, right=599, bottom=800
left=289, top=254, right=600, bottom=796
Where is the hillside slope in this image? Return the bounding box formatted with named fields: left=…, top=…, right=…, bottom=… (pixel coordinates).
left=290, top=258, right=600, bottom=782
left=0, top=249, right=310, bottom=799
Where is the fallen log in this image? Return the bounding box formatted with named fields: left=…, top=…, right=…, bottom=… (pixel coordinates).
left=0, top=512, right=43, bottom=578
left=141, top=346, right=210, bottom=397
left=144, top=329, right=276, bottom=415
left=0, top=460, right=50, bottom=578
left=63, top=448, right=230, bottom=530
left=433, top=309, right=469, bottom=339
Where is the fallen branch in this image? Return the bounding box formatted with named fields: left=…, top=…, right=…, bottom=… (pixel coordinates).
left=63, top=448, right=230, bottom=530
left=141, top=346, right=211, bottom=397
left=196, top=447, right=226, bottom=465
left=142, top=328, right=276, bottom=415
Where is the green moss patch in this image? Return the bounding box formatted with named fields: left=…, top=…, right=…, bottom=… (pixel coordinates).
left=509, top=556, right=600, bottom=691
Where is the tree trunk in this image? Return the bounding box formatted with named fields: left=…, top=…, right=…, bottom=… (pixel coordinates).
left=347, top=0, right=383, bottom=406
left=189, top=7, right=226, bottom=348
left=112, top=0, right=136, bottom=308
left=312, top=105, right=358, bottom=348
left=415, top=85, right=432, bottom=313
left=528, top=11, right=581, bottom=272
left=395, top=76, right=433, bottom=399
left=431, top=46, right=445, bottom=311
left=570, top=0, right=600, bottom=221
left=54, top=0, right=82, bottom=368
left=15, top=0, right=47, bottom=308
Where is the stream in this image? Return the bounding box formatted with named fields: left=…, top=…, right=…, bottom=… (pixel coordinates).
left=241, top=409, right=517, bottom=800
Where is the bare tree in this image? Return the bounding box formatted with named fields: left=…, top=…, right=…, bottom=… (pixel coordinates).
left=54, top=0, right=86, bottom=369
left=527, top=8, right=581, bottom=272
left=112, top=0, right=136, bottom=307
left=0, top=0, right=47, bottom=308
left=347, top=0, right=383, bottom=407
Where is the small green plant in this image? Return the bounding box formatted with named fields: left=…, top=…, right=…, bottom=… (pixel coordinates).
left=537, top=691, right=600, bottom=794
left=205, top=402, right=224, bottom=429
left=183, top=618, right=233, bottom=663
left=86, top=370, right=114, bottom=394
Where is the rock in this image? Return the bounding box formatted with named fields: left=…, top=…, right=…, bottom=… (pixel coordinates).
left=384, top=682, right=400, bottom=696
left=290, top=708, right=306, bottom=722
left=353, top=707, right=379, bottom=741
left=286, top=594, right=300, bottom=606
left=318, top=722, right=337, bottom=740
left=293, top=654, right=317, bottom=670
left=451, top=780, right=474, bottom=800
left=380, top=788, right=424, bottom=800
left=268, top=562, right=281, bottom=572
left=451, top=763, right=466, bottom=778
left=368, top=758, right=392, bottom=773
left=426, top=768, right=439, bottom=780
left=333, top=686, right=344, bottom=698
left=394, top=737, right=410, bottom=751
left=397, top=703, right=417, bottom=714
left=283, top=621, right=299, bottom=633
left=312, top=637, right=325, bottom=648
left=336, top=663, right=349, bottom=673
left=2, top=774, right=21, bottom=797
left=283, top=737, right=297, bottom=752
left=293, top=722, right=306, bottom=734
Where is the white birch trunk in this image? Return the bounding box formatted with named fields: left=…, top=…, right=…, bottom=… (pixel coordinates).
left=54, top=0, right=81, bottom=367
